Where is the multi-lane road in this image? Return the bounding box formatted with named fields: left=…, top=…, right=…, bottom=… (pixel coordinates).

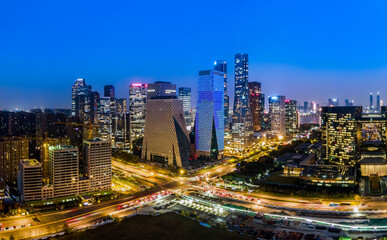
left=1, top=158, right=387, bottom=239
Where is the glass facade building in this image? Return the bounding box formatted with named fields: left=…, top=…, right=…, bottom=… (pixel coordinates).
left=129, top=83, right=147, bottom=148
left=232, top=53, right=254, bottom=146
left=285, top=99, right=298, bottom=135
left=248, top=82, right=264, bottom=131
left=178, top=87, right=193, bottom=131
left=214, top=60, right=229, bottom=129
left=195, top=70, right=224, bottom=160
left=269, top=95, right=286, bottom=136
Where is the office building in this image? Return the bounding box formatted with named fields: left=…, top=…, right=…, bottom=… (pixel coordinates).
left=49, top=146, right=79, bottom=198
left=129, top=83, right=147, bottom=147
left=83, top=138, right=112, bottom=191
left=0, top=139, right=29, bottom=185
left=18, top=159, right=42, bottom=202
left=232, top=53, right=254, bottom=146
left=303, top=101, right=309, bottom=113
left=195, top=70, right=224, bottom=160
left=370, top=92, right=373, bottom=111
left=90, top=91, right=100, bottom=124
left=146, top=81, right=176, bottom=100
left=269, top=96, right=286, bottom=136
left=285, top=99, right=298, bottom=135
left=214, top=60, right=229, bottom=129
left=345, top=98, right=354, bottom=107
left=377, top=92, right=381, bottom=111
left=142, top=99, right=190, bottom=167
left=104, top=85, right=115, bottom=99
left=72, top=78, right=92, bottom=121
left=321, top=106, right=362, bottom=165
left=98, top=97, right=113, bottom=139
left=116, top=98, right=128, bottom=114
left=248, top=82, right=264, bottom=131
left=178, top=87, right=193, bottom=131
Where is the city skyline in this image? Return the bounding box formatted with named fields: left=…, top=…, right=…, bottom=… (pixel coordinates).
left=2, top=1, right=387, bottom=109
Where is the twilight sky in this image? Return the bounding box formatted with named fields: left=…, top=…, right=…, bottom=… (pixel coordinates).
left=1, top=0, right=387, bottom=110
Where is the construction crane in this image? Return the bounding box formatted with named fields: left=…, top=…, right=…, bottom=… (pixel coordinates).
left=54, top=122, right=100, bottom=140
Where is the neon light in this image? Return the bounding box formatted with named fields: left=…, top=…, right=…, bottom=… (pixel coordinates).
left=131, top=83, right=142, bottom=87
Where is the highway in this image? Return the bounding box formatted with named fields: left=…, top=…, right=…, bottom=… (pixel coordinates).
left=2, top=156, right=387, bottom=239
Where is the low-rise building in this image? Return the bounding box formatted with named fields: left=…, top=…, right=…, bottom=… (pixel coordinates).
left=300, top=165, right=356, bottom=188
left=360, top=157, right=387, bottom=177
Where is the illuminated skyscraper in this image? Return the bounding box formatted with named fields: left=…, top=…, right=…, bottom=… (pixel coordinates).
left=0, top=139, right=29, bottom=185
left=116, top=98, right=128, bottom=114
left=232, top=53, right=253, bottom=146
left=195, top=70, right=224, bottom=160
left=248, top=82, right=264, bottom=131
left=377, top=92, right=381, bottom=111
left=129, top=83, right=147, bottom=147
left=72, top=78, right=92, bottom=122
left=269, top=96, right=286, bottom=136
left=214, top=60, right=229, bottom=129
left=178, top=87, right=192, bottom=131
left=285, top=99, right=298, bottom=135
left=321, top=106, right=362, bottom=165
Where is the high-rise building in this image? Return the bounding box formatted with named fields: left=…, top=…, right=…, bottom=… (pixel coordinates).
left=116, top=98, right=128, bottom=114
left=112, top=112, right=130, bottom=149
left=83, top=138, right=112, bottom=191
left=72, top=78, right=86, bottom=117
left=268, top=96, right=286, bottom=136
left=248, top=82, right=264, bottom=131
left=18, top=159, right=42, bottom=202
left=142, top=99, right=190, bottom=167
left=72, top=79, right=92, bottom=122
left=328, top=98, right=339, bottom=107
left=321, top=106, right=362, bottom=165
left=178, top=87, right=192, bottom=131
left=303, top=101, right=309, bottom=113
left=98, top=97, right=113, bottom=139
left=129, top=83, right=147, bottom=147
left=0, top=139, right=29, bottom=185
left=232, top=53, right=254, bottom=146
left=214, top=60, right=229, bottom=129
left=370, top=92, right=373, bottom=111
left=90, top=91, right=100, bottom=124
left=377, top=92, right=381, bottom=111
left=285, top=99, right=298, bottom=135
left=49, top=146, right=79, bottom=198
left=104, top=85, right=115, bottom=99
left=147, top=81, right=176, bottom=100
left=195, top=70, right=224, bottom=160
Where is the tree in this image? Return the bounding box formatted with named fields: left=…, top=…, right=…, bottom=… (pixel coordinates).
left=9, top=235, right=15, bottom=240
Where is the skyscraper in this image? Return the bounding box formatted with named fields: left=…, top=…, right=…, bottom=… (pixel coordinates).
left=116, top=98, right=128, bottom=114
left=129, top=83, right=147, bottom=147
left=268, top=96, right=286, bottom=136
left=83, top=138, right=112, bottom=191
left=0, top=139, right=29, bottom=185
left=285, top=99, right=298, bottom=135
left=377, top=92, right=381, bottom=111
left=195, top=70, right=224, bottom=160
left=370, top=92, right=373, bottom=111
left=98, top=96, right=113, bottom=139
left=178, top=87, right=192, bottom=131
left=49, top=145, right=79, bottom=198
left=214, top=60, right=229, bottom=129
left=72, top=78, right=92, bottom=121
left=104, top=85, right=115, bottom=99
left=303, top=101, right=309, bottom=113
left=142, top=87, right=190, bottom=168
left=232, top=53, right=253, bottom=146
left=321, top=106, right=362, bottom=165
left=345, top=98, right=354, bottom=107
left=248, top=82, right=264, bottom=131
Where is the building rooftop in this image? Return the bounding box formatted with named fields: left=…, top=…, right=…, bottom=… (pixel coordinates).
left=360, top=157, right=387, bottom=165
left=21, top=159, right=41, bottom=167
left=49, top=145, right=77, bottom=151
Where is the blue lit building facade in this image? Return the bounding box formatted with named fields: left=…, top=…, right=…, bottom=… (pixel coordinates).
left=195, top=70, right=224, bottom=160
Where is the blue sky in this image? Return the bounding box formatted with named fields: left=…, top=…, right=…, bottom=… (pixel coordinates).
left=1, top=0, right=387, bottom=109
